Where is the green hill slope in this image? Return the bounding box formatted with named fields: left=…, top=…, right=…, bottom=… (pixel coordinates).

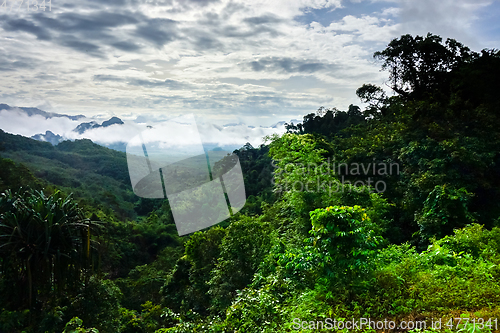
left=0, top=130, right=138, bottom=219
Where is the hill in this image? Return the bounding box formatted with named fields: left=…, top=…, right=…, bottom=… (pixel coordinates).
left=0, top=129, right=139, bottom=219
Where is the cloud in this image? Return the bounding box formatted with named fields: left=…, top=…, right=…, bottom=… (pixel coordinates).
left=134, top=18, right=179, bottom=47
left=245, top=57, right=329, bottom=73
left=0, top=0, right=497, bottom=125
left=0, top=109, right=81, bottom=137
left=130, top=78, right=192, bottom=89
left=0, top=107, right=285, bottom=149
left=1, top=11, right=143, bottom=57
left=86, top=0, right=129, bottom=6
left=32, top=11, right=140, bottom=33
left=92, top=75, right=126, bottom=82
left=111, top=41, right=142, bottom=51
left=60, top=40, right=103, bottom=57
left=92, top=75, right=192, bottom=90
left=0, top=54, right=37, bottom=72
left=243, top=14, right=284, bottom=25
left=2, top=18, right=52, bottom=40
left=195, top=121, right=286, bottom=147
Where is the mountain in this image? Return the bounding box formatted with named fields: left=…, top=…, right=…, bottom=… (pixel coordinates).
left=269, top=119, right=301, bottom=128
left=0, top=103, right=85, bottom=120
left=1, top=102, right=290, bottom=152
left=102, top=116, right=124, bottom=127
left=74, top=116, right=124, bottom=134
left=0, top=129, right=137, bottom=219
left=31, top=130, right=64, bottom=145
left=270, top=121, right=286, bottom=128
left=31, top=117, right=125, bottom=146
left=73, top=121, right=99, bottom=134
left=223, top=122, right=245, bottom=127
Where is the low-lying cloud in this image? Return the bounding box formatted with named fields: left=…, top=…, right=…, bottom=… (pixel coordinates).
left=0, top=108, right=286, bottom=149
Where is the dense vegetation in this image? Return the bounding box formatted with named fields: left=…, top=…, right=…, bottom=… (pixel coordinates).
left=0, top=134, right=137, bottom=219
left=1, top=33, right=500, bottom=332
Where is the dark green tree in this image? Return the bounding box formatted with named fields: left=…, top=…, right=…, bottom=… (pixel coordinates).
left=374, top=33, right=477, bottom=99
left=0, top=188, right=99, bottom=311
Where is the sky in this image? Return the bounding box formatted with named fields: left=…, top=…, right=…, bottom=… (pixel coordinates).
left=1, top=0, right=499, bottom=128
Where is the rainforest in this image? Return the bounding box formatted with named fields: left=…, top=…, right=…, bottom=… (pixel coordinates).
left=1, top=33, right=500, bottom=332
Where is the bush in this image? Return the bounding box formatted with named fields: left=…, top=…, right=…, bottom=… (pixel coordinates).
left=66, top=277, right=122, bottom=333
left=62, top=317, right=99, bottom=333
left=308, top=205, right=384, bottom=285
left=416, top=185, right=476, bottom=243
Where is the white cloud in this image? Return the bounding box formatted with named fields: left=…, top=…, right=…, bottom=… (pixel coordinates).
left=0, top=109, right=81, bottom=137
left=0, top=108, right=286, bottom=149
left=0, top=0, right=497, bottom=130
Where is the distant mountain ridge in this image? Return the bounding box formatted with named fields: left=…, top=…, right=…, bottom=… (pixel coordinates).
left=1, top=103, right=293, bottom=152
left=0, top=103, right=85, bottom=120
left=0, top=104, right=125, bottom=139
left=270, top=119, right=301, bottom=128
left=74, top=116, right=124, bottom=134
left=31, top=131, right=63, bottom=145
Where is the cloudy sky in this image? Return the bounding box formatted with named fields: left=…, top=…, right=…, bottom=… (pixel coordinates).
left=1, top=0, right=499, bottom=127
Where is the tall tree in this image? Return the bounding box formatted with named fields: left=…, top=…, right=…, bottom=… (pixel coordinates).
left=374, top=33, right=477, bottom=99
left=0, top=188, right=99, bottom=310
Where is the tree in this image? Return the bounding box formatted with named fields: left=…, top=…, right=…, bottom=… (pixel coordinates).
left=208, top=217, right=272, bottom=313
left=374, top=33, right=477, bottom=99
left=308, top=206, right=384, bottom=285
left=161, top=226, right=226, bottom=314
left=355, top=84, right=388, bottom=117
left=0, top=158, right=43, bottom=193
left=0, top=188, right=99, bottom=311
left=416, top=185, right=476, bottom=244
left=62, top=317, right=99, bottom=333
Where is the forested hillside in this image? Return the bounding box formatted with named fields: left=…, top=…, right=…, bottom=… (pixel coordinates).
left=1, top=33, right=500, bottom=332
left=0, top=132, right=136, bottom=219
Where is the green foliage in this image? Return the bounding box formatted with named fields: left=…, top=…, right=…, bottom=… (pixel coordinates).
left=116, top=248, right=180, bottom=310
left=162, top=226, right=226, bottom=314
left=0, top=129, right=54, bottom=152
left=62, top=317, right=99, bottom=333
left=271, top=243, right=322, bottom=289
left=356, top=84, right=387, bottom=111
left=98, top=208, right=181, bottom=279
left=0, top=309, right=30, bottom=332
left=269, top=132, right=333, bottom=217
left=66, top=277, right=122, bottom=333
left=365, top=225, right=500, bottom=317
left=285, top=106, right=365, bottom=139
left=2, top=33, right=500, bottom=333
left=208, top=217, right=272, bottom=312
left=0, top=188, right=99, bottom=310
left=0, top=157, right=44, bottom=193
left=0, top=132, right=141, bottom=219
left=222, top=287, right=285, bottom=332
left=232, top=143, right=276, bottom=216
left=435, top=223, right=500, bottom=259
left=268, top=132, right=392, bottom=246
left=324, top=38, right=500, bottom=247
left=308, top=206, right=383, bottom=284
left=118, top=302, right=178, bottom=333
left=374, top=33, right=477, bottom=99
left=416, top=185, right=476, bottom=243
